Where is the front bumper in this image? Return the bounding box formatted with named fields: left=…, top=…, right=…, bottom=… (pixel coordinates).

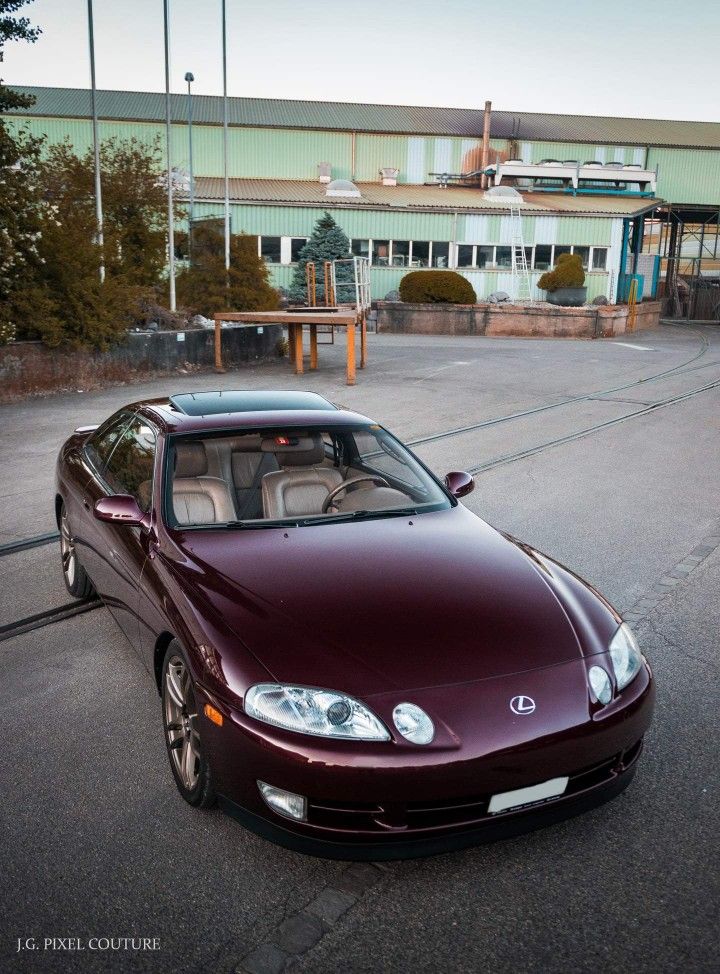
left=200, top=657, right=655, bottom=860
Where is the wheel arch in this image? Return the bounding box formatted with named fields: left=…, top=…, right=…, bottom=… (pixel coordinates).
left=154, top=631, right=177, bottom=694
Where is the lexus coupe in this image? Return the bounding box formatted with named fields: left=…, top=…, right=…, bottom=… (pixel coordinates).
left=55, top=390, right=654, bottom=858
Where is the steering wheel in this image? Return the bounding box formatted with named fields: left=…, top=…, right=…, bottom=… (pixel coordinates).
left=322, top=475, right=390, bottom=513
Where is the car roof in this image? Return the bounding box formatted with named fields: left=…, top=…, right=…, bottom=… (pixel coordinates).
left=125, top=391, right=374, bottom=434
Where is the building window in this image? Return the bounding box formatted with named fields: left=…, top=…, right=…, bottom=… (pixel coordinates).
left=534, top=245, right=553, bottom=270
left=592, top=247, right=608, bottom=270
left=351, top=239, right=370, bottom=259
left=372, top=240, right=390, bottom=265
left=260, top=236, right=281, bottom=263
left=392, top=240, right=410, bottom=266
left=290, top=237, right=308, bottom=262
left=476, top=246, right=494, bottom=268
left=432, top=242, right=450, bottom=268
left=412, top=241, right=430, bottom=267
left=457, top=244, right=474, bottom=268
left=554, top=245, right=571, bottom=261
left=496, top=246, right=512, bottom=268
left=574, top=245, right=590, bottom=269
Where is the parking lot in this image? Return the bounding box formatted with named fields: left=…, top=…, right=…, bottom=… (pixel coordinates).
left=1, top=324, right=719, bottom=973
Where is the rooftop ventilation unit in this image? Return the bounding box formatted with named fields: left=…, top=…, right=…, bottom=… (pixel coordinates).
left=379, top=167, right=399, bottom=186
left=317, top=162, right=332, bottom=183
left=325, top=179, right=361, bottom=198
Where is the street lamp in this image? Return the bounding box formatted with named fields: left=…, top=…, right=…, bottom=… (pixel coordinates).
left=184, top=71, right=195, bottom=258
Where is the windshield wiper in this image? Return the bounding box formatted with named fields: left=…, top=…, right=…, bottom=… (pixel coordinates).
left=303, top=507, right=420, bottom=525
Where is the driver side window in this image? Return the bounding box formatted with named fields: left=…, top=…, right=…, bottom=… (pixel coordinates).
left=103, top=417, right=157, bottom=512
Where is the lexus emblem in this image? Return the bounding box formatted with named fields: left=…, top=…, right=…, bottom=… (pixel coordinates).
left=510, top=695, right=536, bottom=715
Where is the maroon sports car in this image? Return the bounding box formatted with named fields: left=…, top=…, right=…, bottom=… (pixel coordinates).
left=55, top=390, right=654, bottom=858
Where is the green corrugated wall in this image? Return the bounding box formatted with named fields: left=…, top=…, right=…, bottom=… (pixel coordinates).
left=8, top=113, right=720, bottom=204
left=648, top=147, right=720, bottom=204
left=199, top=202, right=457, bottom=240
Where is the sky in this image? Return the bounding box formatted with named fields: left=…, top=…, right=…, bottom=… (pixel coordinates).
left=3, top=0, right=720, bottom=122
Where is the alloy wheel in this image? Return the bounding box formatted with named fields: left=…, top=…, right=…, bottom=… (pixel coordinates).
left=164, top=655, right=201, bottom=791
left=60, top=508, right=76, bottom=587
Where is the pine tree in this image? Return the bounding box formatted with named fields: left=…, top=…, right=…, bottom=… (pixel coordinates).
left=288, top=211, right=353, bottom=304
left=176, top=224, right=279, bottom=318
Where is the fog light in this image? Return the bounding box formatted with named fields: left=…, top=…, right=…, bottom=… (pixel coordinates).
left=589, top=665, right=613, bottom=705
left=257, top=781, right=307, bottom=821
left=393, top=703, right=434, bottom=745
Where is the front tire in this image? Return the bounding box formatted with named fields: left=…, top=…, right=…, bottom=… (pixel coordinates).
left=162, top=642, right=217, bottom=809
left=59, top=502, right=95, bottom=599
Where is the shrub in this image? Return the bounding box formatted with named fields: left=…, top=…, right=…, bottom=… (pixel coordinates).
left=399, top=271, right=477, bottom=304
left=537, top=253, right=585, bottom=292
left=176, top=225, right=279, bottom=318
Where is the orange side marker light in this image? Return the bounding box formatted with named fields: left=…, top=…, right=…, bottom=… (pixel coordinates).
left=204, top=703, right=224, bottom=727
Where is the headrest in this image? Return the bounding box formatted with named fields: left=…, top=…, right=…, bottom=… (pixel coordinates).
left=261, top=433, right=324, bottom=466
left=230, top=434, right=264, bottom=452
left=174, top=442, right=208, bottom=478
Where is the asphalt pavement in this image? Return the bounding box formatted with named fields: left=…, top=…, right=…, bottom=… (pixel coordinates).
left=1, top=324, right=718, bottom=973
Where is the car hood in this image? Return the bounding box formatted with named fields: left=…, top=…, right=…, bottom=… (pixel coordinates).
left=170, top=506, right=595, bottom=698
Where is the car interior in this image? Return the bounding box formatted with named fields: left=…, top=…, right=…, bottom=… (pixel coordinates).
left=168, top=428, right=447, bottom=527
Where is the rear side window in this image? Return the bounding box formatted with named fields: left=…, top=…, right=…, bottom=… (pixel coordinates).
left=86, top=411, right=133, bottom=472
left=103, top=417, right=157, bottom=511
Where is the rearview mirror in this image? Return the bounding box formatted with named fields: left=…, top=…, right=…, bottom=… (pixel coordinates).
left=445, top=471, right=475, bottom=498
left=94, top=495, right=146, bottom=526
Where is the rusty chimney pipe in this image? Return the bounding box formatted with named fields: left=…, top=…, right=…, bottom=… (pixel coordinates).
left=480, top=100, right=492, bottom=189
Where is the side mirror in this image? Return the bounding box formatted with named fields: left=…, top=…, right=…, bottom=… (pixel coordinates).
left=445, top=471, right=475, bottom=499
left=94, top=495, right=147, bottom=526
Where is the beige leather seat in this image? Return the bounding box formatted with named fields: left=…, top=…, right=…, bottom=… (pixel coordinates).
left=173, top=442, right=235, bottom=525
left=261, top=434, right=342, bottom=519
left=231, top=434, right=280, bottom=520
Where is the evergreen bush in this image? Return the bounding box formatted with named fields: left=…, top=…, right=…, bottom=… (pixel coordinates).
left=537, top=253, right=585, bottom=292
left=399, top=271, right=476, bottom=304
left=176, top=225, right=279, bottom=318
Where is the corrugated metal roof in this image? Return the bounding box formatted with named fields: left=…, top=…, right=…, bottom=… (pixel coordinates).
left=8, top=86, right=720, bottom=149
left=193, top=178, right=658, bottom=217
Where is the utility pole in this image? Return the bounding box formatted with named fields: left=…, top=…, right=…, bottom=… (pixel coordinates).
left=222, top=0, right=230, bottom=273
left=87, top=0, right=104, bottom=283
left=184, top=71, right=195, bottom=258
left=163, top=0, right=176, bottom=310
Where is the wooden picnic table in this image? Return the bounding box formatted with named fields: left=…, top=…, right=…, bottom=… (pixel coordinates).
left=213, top=310, right=367, bottom=385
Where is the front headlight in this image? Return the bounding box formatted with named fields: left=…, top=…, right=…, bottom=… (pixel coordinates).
left=609, top=623, right=643, bottom=691
left=244, top=684, right=390, bottom=741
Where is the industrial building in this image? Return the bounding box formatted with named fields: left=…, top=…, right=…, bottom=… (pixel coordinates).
left=8, top=87, right=720, bottom=317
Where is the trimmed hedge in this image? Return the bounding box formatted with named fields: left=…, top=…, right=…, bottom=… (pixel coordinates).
left=399, top=270, right=477, bottom=304
left=537, top=253, right=585, bottom=292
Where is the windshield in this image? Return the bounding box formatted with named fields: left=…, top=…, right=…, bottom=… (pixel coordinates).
left=165, top=424, right=451, bottom=529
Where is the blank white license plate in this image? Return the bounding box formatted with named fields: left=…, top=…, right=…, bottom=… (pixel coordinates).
left=488, top=777, right=569, bottom=815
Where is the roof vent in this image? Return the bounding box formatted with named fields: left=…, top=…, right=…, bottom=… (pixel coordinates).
left=317, top=162, right=332, bottom=184
left=483, top=186, right=523, bottom=200
left=379, top=167, right=399, bottom=186
left=326, top=178, right=361, bottom=198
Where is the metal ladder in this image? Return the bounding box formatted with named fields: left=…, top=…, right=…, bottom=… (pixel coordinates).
left=510, top=205, right=532, bottom=302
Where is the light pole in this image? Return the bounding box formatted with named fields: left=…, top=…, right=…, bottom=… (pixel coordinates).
left=163, top=0, right=176, bottom=311
left=222, top=0, right=230, bottom=273
left=184, top=71, right=195, bottom=258
left=86, top=0, right=104, bottom=283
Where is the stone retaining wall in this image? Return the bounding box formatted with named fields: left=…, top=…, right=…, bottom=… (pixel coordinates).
left=376, top=300, right=662, bottom=339
left=0, top=325, right=282, bottom=402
